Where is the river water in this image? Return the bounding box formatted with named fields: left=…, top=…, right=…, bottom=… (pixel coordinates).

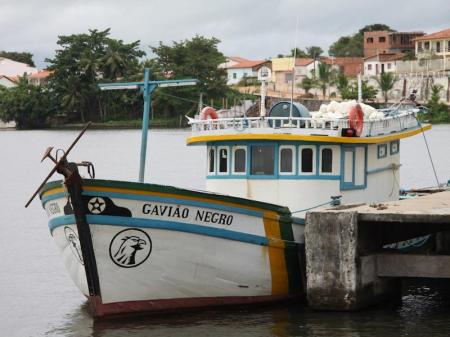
left=0, top=126, right=449, bottom=337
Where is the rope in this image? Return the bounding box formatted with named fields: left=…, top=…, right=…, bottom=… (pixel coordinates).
left=291, top=200, right=334, bottom=214
left=414, top=116, right=440, bottom=187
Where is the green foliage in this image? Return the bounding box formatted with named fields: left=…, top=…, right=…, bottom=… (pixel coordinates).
left=426, top=85, right=449, bottom=123
left=289, top=48, right=308, bottom=58
left=148, top=36, right=235, bottom=117
left=341, top=80, right=378, bottom=101
left=314, top=63, right=336, bottom=98
left=374, top=72, right=397, bottom=102
left=0, top=51, right=35, bottom=67
left=305, top=46, right=323, bottom=59
left=46, top=28, right=145, bottom=123
left=0, top=77, right=54, bottom=129
left=297, top=76, right=316, bottom=94
left=329, top=24, right=394, bottom=57
left=336, top=71, right=349, bottom=92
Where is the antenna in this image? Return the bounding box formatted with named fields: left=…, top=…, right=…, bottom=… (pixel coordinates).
left=289, top=15, right=300, bottom=122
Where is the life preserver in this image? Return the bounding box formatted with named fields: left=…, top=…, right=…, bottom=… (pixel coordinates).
left=348, top=104, right=364, bottom=136
left=200, top=106, right=218, bottom=120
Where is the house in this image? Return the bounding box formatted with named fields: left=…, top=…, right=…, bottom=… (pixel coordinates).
left=271, top=57, right=320, bottom=91
left=28, top=70, right=52, bottom=86
left=0, top=57, right=37, bottom=77
left=321, top=57, right=364, bottom=77
left=364, top=31, right=424, bottom=57
left=363, top=53, right=405, bottom=76
left=222, top=58, right=269, bottom=85
left=0, top=75, right=17, bottom=88
left=219, top=56, right=250, bottom=69
left=413, top=28, right=450, bottom=61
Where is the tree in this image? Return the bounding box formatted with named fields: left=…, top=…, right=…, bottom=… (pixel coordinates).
left=341, top=80, right=378, bottom=101
left=0, top=51, right=35, bottom=66
left=329, top=24, right=394, bottom=57
left=45, top=28, right=145, bottom=122
left=314, top=63, right=336, bottom=99
left=306, top=46, right=323, bottom=59
left=0, top=77, right=54, bottom=129
left=374, top=72, right=397, bottom=102
left=336, top=71, right=349, bottom=94
left=148, top=35, right=230, bottom=118
left=298, top=77, right=316, bottom=95
left=289, top=48, right=307, bottom=58
left=426, top=85, right=449, bottom=122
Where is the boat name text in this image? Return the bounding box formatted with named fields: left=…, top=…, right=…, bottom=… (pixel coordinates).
left=142, top=203, right=233, bottom=226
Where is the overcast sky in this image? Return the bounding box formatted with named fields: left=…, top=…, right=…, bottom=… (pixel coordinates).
left=0, top=0, right=448, bottom=68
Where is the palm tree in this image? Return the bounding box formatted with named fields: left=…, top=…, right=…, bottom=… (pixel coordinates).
left=102, top=40, right=127, bottom=79
left=374, top=72, right=397, bottom=103
left=316, top=63, right=334, bottom=99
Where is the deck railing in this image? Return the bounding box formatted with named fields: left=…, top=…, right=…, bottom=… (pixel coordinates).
left=190, top=110, right=420, bottom=138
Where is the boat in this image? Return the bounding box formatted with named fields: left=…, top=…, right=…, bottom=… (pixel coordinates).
left=27, top=69, right=432, bottom=317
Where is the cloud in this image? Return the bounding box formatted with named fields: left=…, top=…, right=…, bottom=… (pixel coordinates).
left=0, top=0, right=448, bottom=68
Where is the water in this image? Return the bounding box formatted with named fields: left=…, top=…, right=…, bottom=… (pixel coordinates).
left=0, top=126, right=449, bottom=337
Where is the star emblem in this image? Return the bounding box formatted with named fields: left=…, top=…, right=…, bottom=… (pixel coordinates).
left=88, top=197, right=106, bottom=214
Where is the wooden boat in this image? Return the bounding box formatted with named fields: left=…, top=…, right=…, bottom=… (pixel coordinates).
left=28, top=69, right=431, bottom=317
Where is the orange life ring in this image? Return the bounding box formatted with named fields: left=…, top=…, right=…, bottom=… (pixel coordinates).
left=200, top=106, right=218, bottom=120
left=348, top=104, right=364, bottom=136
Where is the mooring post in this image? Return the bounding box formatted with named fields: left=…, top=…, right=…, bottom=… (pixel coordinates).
left=305, top=211, right=400, bottom=310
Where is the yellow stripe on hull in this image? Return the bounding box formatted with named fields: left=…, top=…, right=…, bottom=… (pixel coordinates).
left=263, top=214, right=289, bottom=295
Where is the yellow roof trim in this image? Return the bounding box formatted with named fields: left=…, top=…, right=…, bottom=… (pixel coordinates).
left=187, top=124, right=432, bottom=145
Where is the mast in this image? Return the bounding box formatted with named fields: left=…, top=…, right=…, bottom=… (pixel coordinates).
left=98, top=69, right=197, bottom=183
left=289, top=16, right=300, bottom=122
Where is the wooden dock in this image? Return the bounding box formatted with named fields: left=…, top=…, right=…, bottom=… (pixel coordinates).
left=305, top=190, right=450, bottom=311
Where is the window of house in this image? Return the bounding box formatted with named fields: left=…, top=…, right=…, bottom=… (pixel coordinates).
left=368, top=64, right=372, bottom=71
left=285, top=72, right=293, bottom=83
left=251, top=145, right=275, bottom=175
left=367, top=37, right=374, bottom=43
left=448, top=41, right=450, bottom=52
left=233, top=147, right=246, bottom=174
left=387, top=63, right=392, bottom=70
left=300, top=147, right=315, bottom=174
left=424, top=41, right=430, bottom=50
left=379, top=36, right=386, bottom=43
left=279, top=146, right=295, bottom=174
left=218, top=147, right=229, bottom=174
left=418, top=42, right=422, bottom=51
left=208, top=147, right=215, bottom=174
left=436, top=42, right=441, bottom=53
left=233, top=73, right=237, bottom=79
left=321, top=148, right=333, bottom=173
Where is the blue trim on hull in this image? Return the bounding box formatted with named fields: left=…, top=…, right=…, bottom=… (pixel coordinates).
left=49, top=215, right=270, bottom=247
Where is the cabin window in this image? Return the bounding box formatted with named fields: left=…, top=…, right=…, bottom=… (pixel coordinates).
left=218, top=147, right=229, bottom=174
left=390, top=140, right=399, bottom=155
left=321, top=148, right=333, bottom=173
left=279, top=146, right=295, bottom=174
left=233, top=147, right=246, bottom=174
left=300, top=147, right=315, bottom=174
left=208, top=147, right=215, bottom=174
left=377, top=144, right=388, bottom=159
left=251, top=145, right=275, bottom=175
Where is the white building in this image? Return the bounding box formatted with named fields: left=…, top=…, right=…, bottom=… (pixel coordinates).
left=0, top=75, right=17, bottom=88
left=0, top=57, right=37, bottom=77
left=221, top=57, right=269, bottom=85
left=363, top=53, right=404, bottom=76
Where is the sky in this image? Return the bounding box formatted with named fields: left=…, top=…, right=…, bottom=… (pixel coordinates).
left=0, top=0, right=448, bottom=69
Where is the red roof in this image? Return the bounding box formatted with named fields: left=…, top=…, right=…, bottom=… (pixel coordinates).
left=228, top=60, right=267, bottom=69
left=28, top=70, right=52, bottom=79
left=227, top=56, right=250, bottom=63
left=295, top=58, right=314, bottom=66
left=413, top=28, right=450, bottom=41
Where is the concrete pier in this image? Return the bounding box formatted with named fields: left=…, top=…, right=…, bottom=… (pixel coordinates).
left=305, top=190, right=450, bottom=311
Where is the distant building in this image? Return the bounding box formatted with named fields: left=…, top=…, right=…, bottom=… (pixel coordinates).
left=271, top=57, right=320, bottom=88
left=364, top=31, right=424, bottom=57
left=28, top=70, right=52, bottom=86
left=222, top=57, right=269, bottom=85
left=0, top=75, right=17, bottom=88
left=0, top=57, right=37, bottom=77
left=321, top=57, right=363, bottom=77
left=413, top=28, right=450, bottom=61
left=363, top=53, right=405, bottom=76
